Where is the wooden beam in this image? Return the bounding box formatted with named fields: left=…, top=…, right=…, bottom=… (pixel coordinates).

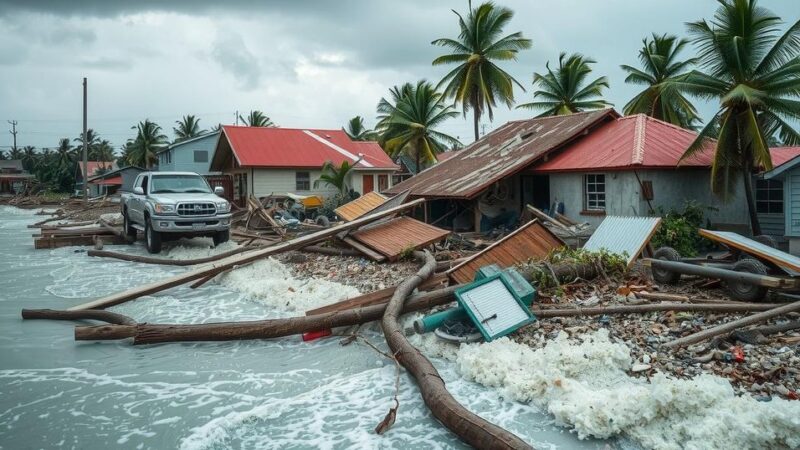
left=67, top=198, right=426, bottom=311
left=341, top=236, right=386, bottom=262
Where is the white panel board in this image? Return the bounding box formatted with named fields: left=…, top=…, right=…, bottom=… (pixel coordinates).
left=583, top=216, right=662, bottom=267
left=458, top=278, right=530, bottom=340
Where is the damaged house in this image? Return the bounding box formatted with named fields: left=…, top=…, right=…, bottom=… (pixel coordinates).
left=386, top=109, right=796, bottom=235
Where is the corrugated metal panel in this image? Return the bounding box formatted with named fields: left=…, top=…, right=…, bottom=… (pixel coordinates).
left=216, top=126, right=397, bottom=169
left=771, top=147, right=800, bottom=168
left=335, top=192, right=387, bottom=222
left=384, top=109, right=618, bottom=199
left=350, top=216, right=450, bottom=260
left=457, top=278, right=532, bottom=341
left=699, top=229, right=800, bottom=273
left=582, top=216, right=662, bottom=267
left=535, top=114, right=715, bottom=173
left=449, top=220, right=565, bottom=284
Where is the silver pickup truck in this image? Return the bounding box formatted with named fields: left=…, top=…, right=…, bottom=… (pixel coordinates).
left=121, top=171, right=232, bottom=254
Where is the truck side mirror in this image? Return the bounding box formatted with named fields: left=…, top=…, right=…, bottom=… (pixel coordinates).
left=214, top=186, right=225, bottom=195
left=133, top=186, right=144, bottom=195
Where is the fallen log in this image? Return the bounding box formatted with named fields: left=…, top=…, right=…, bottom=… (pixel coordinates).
left=66, top=198, right=425, bottom=311
left=22, top=308, right=136, bottom=325
left=299, top=245, right=361, bottom=257
left=663, top=300, right=800, bottom=349
left=74, top=285, right=459, bottom=343
left=534, top=302, right=784, bottom=318
left=87, top=245, right=264, bottom=266
left=381, top=250, right=531, bottom=449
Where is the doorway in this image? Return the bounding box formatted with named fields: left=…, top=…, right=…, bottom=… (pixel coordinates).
left=362, top=174, right=374, bottom=194
left=521, top=174, right=550, bottom=212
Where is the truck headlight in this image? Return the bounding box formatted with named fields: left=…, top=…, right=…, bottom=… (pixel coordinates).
left=154, top=203, right=176, bottom=214
left=215, top=201, right=230, bottom=213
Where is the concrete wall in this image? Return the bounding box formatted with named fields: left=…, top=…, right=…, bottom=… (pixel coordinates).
left=157, top=133, right=219, bottom=175
left=250, top=169, right=394, bottom=198
left=548, top=169, right=750, bottom=231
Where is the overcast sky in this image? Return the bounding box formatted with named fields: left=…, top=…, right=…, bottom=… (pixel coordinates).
left=1, top=0, right=797, bottom=153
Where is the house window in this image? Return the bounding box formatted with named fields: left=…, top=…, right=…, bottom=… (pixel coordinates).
left=296, top=171, right=310, bottom=190
left=756, top=179, right=783, bottom=214
left=378, top=174, right=389, bottom=192
left=167, top=150, right=172, bottom=164
left=193, top=150, right=208, bottom=163
left=584, top=174, right=606, bottom=211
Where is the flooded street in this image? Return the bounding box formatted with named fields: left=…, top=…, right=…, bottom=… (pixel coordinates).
left=0, top=206, right=607, bottom=449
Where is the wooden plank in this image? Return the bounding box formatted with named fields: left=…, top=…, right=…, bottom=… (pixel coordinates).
left=350, top=216, right=450, bottom=261
left=67, top=198, right=426, bottom=311
left=699, top=229, right=800, bottom=273
left=448, top=219, right=565, bottom=284
left=526, top=204, right=569, bottom=230
left=341, top=236, right=386, bottom=262
left=35, top=235, right=127, bottom=249
left=334, top=191, right=387, bottom=221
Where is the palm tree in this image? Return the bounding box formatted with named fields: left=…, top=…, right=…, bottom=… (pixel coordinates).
left=377, top=81, right=461, bottom=173
left=21, top=146, right=37, bottom=171
left=432, top=1, right=531, bottom=141
left=74, top=129, right=100, bottom=155
left=174, top=115, right=205, bottom=142
left=127, top=120, right=168, bottom=168
left=344, top=116, right=377, bottom=141
left=8, top=147, right=23, bottom=160
left=621, top=34, right=700, bottom=129
left=93, top=140, right=115, bottom=162
left=673, top=0, right=800, bottom=235
left=518, top=53, right=611, bottom=116
left=238, top=110, right=275, bottom=127
left=314, top=161, right=355, bottom=195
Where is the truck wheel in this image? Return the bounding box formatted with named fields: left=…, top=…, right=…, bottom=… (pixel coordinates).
left=213, top=230, right=230, bottom=246
left=315, top=215, right=330, bottom=227
left=651, top=247, right=682, bottom=285
left=123, top=211, right=137, bottom=240
left=726, top=259, right=768, bottom=302
left=145, top=219, right=162, bottom=254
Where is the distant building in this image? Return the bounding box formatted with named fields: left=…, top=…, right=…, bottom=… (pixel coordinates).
left=75, top=161, right=116, bottom=197
left=209, top=126, right=398, bottom=207
left=157, top=132, right=220, bottom=175
left=87, top=166, right=146, bottom=194
left=0, top=160, right=34, bottom=195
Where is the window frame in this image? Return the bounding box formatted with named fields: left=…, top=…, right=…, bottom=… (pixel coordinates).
left=584, top=173, right=606, bottom=212
left=295, top=171, right=311, bottom=191
left=193, top=150, right=208, bottom=163
left=755, top=178, right=783, bottom=215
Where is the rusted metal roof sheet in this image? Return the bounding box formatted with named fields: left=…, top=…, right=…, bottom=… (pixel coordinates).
left=448, top=220, right=565, bottom=284
left=335, top=192, right=387, bottom=221
left=582, top=216, right=662, bottom=267
left=384, top=109, right=618, bottom=199
left=699, top=229, right=800, bottom=274
left=350, top=216, right=450, bottom=261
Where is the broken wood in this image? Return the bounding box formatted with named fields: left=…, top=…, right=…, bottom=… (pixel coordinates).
left=341, top=236, right=386, bottom=261
left=299, top=245, right=361, bottom=257
left=66, top=198, right=425, bottom=311
left=87, top=245, right=263, bottom=266
left=534, top=302, right=784, bottom=319
left=380, top=250, right=531, bottom=449
left=74, top=284, right=459, bottom=343
left=22, top=308, right=136, bottom=325
left=663, top=300, right=800, bottom=349
left=526, top=204, right=570, bottom=230
left=634, top=291, right=691, bottom=302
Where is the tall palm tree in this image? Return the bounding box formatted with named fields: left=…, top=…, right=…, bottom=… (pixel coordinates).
left=174, top=115, right=205, bottom=142
left=93, top=140, right=115, bottom=162
left=127, top=120, right=168, bottom=168
left=621, top=33, right=700, bottom=129
left=21, top=146, right=37, bottom=171
left=673, top=0, right=800, bottom=235
left=518, top=53, right=611, bottom=116
left=432, top=1, right=531, bottom=141
left=74, top=129, right=100, bottom=155
left=314, top=161, right=355, bottom=195
left=344, top=116, right=377, bottom=141
left=377, top=81, right=461, bottom=173
left=238, top=110, right=275, bottom=127
left=54, top=138, right=74, bottom=169
left=8, top=147, right=23, bottom=160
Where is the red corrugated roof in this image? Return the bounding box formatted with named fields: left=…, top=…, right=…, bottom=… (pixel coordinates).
left=90, top=175, right=122, bottom=186
left=535, top=114, right=716, bottom=172
left=219, top=126, right=396, bottom=169
left=770, top=147, right=800, bottom=168
left=79, top=161, right=115, bottom=178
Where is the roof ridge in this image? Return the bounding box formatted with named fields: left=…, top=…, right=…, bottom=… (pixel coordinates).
left=222, top=125, right=346, bottom=133
left=509, top=108, right=614, bottom=123
left=631, top=114, right=646, bottom=165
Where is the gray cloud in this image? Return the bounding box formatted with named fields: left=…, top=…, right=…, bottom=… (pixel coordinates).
left=210, top=31, right=261, bottom=90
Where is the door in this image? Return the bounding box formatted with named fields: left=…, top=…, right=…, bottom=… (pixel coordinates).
left=521, top=174, right=550, bottom=212
left=362, top=174, right=374, bottom=194
left=233, top=173, right=248, bottom=208
left=377, top=174, right=389, bottom=192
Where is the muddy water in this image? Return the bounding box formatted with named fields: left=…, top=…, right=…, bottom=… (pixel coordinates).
left=0, top=206, right=614, bottom=449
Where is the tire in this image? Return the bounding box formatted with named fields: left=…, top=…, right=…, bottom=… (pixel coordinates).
left=651, top=246, right=682, bottom=285
left=315, top=215, right=330, bottom=227
left=144, top=218, right=162, bottom=254
left=753, top=235, right=777, bottom=249
left=213, top=230, right=230, bottom=246
left=726, top=259, right=769, bottom=302
left=123, top=211, right=137, bottom=240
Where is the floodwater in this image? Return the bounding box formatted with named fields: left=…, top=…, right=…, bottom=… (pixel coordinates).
left=0, top=206, right=614, bottom=449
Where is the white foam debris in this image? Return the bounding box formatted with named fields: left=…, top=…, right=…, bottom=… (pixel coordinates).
left=453, top=329, right=800, bottom=449
left=99, top=212, right=123, bottom=225
left=218, top=257, right=360, bottom=315
left=162, top=239, right=240, bottom=260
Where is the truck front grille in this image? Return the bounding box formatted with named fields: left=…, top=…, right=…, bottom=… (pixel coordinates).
left=177, top=202, right=216, bottom=216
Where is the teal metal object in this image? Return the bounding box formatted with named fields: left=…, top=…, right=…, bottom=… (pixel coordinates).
left=413, top=266, right=537, bottom=335
left=455, top=273, right=535, bottom=342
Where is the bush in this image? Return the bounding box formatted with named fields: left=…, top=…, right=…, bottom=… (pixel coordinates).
left=651, top=201, right=715, bottom=257
left=317, top=190, right=359, bottom=220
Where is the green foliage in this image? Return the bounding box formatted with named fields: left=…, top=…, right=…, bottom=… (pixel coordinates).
left=518, top=52, right=611, bottom=116
left=318, top=191, right=359, bottom=219
left=344, top=116, right=377, bottom=141
left=173, top=115, right=206, bottom=142
left=528, top=247, right=629, bottom=292
left=238, top=110, right=275, bottom=127
left=650, top=201, right=713, bottom=257
left=127, top=120, right=168, bottom=168
left=398, top=245, right=416, bottom=261
left=315, top=160, right=355, bottom=195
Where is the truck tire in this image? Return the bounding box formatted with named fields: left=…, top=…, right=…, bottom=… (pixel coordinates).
left=145, top=218, right=162, bottom=254
left=726, top=259, right=769, bottom=302
left=213, top=230, right=230, bottom=246
left=315, top=215, right=330, bottom=227
left=123, top=210, right=137, bottom=240
left=651, top=247, right=682, bottom=285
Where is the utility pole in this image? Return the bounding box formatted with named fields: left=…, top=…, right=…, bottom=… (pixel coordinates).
left=7, top=120, right=17, bottom=153
left=235, top=110, right=239, bottom=126
left=82, top=77, right=88, bottom=205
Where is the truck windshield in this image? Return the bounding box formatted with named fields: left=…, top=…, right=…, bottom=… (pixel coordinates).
left=150, top=175, right=212, bottom=194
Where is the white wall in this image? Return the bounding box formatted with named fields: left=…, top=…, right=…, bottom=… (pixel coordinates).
left=252, top=168, right=395, bottom=198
